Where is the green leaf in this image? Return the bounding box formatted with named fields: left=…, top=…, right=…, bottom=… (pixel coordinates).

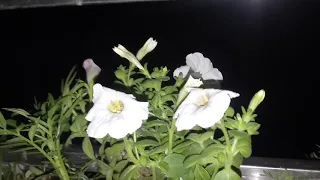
left=0, top=112, right=6, bottom=129
left=146, top=120, right=169, bottom=128
left=173, top=140, right=194, bottom=153
left=29, top=166, right=43, bottom=175
left=186, top=133, right=201, bottom=143
left=114, top=160, right=128, bottom=173
left=119, top=165, right=136, bottom=180
left=236, top=137, right=252, bottom=158
left=163, top=153, right=188, bottom=178
left=200, top=131, right=213, bottom=142
left=97, top=160, right=112, bottom=175
left=232, top=153, right=243, bottom=168
left=158, top=161, right=169, bottom=174
left=2, top=108, right=30, bottom=117
left=70, top=115, right=87, bottom=132
left=146, top=142, right=168, bottom=156
left=135, top=139, right=159, bottom=148
left=217, top=152, right=226, bottom=164
left=246, top=122, right=261, bottom=135
left=228, top=130, right=248, bottom=139
left=201, top=144, right=225, bottom=157
left=82, top=136, right=96, bottom=160
left=184, top=155, right=201, bottom=169
left=142, top=79, right=162, bottom=91
left=225, top=107, right=235, bottom=117
left=225, top=118, right=239, bottom=129
left=28, top=125, right=37, bottom=141
left=214, top=168, right=241, bottom=180
left=194, top=164, right=210, bottom=180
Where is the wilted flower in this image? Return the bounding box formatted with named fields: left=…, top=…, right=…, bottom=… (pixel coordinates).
left=82, top=59, right=101, bottom=82
left=136, top=37, right=158, bottom=60
left=85, top=83, right=149, bottom=139
left=113, top=44, right=144, bottom=70
left=174, top=88, right=239, bottom=131
left=173, top=52, right=223, bottom=81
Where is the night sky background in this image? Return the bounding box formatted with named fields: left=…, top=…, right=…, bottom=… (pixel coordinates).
left=0, top=0, right=319, bottom=159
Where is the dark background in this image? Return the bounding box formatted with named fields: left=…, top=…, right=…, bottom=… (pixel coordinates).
left=0, top=0, right=319, bottom=159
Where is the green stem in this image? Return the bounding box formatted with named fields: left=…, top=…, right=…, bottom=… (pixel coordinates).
left=133, top=132, right=140, bottom=160
left=219, top=121, right=233, bottom=168
left=152, top=165, right=156, bottom=180
left=55, top=139, right=70, bottom=180
left=126, top=63, right=134, bottom=86
left=123, top=137, right=140, bottom=166
left=168, top=119, right=176, bottom=154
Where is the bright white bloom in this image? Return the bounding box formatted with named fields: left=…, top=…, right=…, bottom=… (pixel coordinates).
left=136, top=37, right=158, bottom=60
left=113, top=44, right=144, bottom=70
left=173, top=52, right=223, bottom=80
left=174, top=88, right=239, bottom=131
left=82, top=59, right=101, bottom=82
left=85, top=84, right=149, bottom=139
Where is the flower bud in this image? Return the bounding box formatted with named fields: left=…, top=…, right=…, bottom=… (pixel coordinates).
left=136, top=37, right=158, bottom=61
left=113, top=45, right=144, bottom=70
left=248, top=89, right=265, bottom=112
left=82, top=59, right=101, bottom=83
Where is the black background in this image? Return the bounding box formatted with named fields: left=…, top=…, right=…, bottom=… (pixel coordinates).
left=0, top=0, right=319, bottom=159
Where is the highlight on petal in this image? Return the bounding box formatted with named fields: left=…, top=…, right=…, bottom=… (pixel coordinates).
left=136, top=37, right=158, bottom=60
left=82, top=59, right=101, bottom=82
left=112, top=44, right=144, bottom=70
left=85, top=84, right=149, bottom=139
left=174, top=88, right=239, bottom=131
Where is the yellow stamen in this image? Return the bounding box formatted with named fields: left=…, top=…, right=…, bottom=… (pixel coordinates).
left=196, top=94, right=209, bottom=107
left=108, top=100, right=124, bottom=113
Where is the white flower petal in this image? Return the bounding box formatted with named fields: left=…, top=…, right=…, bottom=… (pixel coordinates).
left=201, top=68, right=223, bottom=80
left=174, top=88, right=239, bottom=131
left=173, top=65, right=190, bottom=78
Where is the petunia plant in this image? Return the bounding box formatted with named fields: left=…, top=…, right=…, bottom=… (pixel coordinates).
left=0, top=37, right=265, bottom=180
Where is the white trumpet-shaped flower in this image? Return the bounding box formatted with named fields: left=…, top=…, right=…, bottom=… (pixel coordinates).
left=173, top=52, right=223, bottom=80
left=174, top=88, right=239, bottom=131
left=113, top=44, right=144, bottom=70
left=85, top=84, right=149, bottom=139
left=136, top=37, right=158, bottom=60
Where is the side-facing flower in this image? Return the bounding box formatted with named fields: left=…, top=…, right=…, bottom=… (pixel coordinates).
left=176, top=76, right=203, bottom=108
left=174, top=88, right=239, bottom=131
left=113, top=44, right=144, bottom=70
left=173, top=52, right=223, bottom=81
left=82, top=59, right=101, bottom=82
left=85, top=83, right=149, bottom=139
left=136, top=37, right=158, bottom=61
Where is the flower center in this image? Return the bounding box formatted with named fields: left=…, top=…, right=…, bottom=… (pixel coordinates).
left=196, top=94, right=209, bottom=107
left=108, top=100, right=124, bottom=113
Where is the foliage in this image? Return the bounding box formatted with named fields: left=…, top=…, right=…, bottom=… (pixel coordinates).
left=0, top=38, right=265, bottom=180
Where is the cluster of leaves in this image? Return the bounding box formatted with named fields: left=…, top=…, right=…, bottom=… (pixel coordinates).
left=0, top=67, right=90, bottom=180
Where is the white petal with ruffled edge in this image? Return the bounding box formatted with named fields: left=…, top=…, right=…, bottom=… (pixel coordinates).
left=174, top=88, right=239, bottom=131
left=85, top=83, right=149, bottom=139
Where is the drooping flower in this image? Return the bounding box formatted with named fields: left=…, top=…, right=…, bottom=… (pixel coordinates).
left=113, top=44, right=144, bottom=70
left=82, top=59, right=101, bottom=82
left=136, top=37, right=158, bottom=60
left=173, top=52, right=223, bottom=81
left=173, top=88, right=239, bottom=131
left=85, top=83, right=149, bottom=139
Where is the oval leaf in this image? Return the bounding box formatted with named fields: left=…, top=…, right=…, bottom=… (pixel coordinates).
left=214, top=168, right=241, bottom=180
left=82, top=136, right=96, bottom=160
left=194, top=164, right=210, bottom=180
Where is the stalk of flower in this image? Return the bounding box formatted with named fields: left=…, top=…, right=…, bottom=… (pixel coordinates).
left=82, top=59, right=101, bottom=101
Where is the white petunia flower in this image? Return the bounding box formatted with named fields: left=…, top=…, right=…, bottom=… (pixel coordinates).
left=173, top=88, right=239, bottom=131
left=173, top=52, right=223, bottom=81
left=85, top=83, right=149, bottom=139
